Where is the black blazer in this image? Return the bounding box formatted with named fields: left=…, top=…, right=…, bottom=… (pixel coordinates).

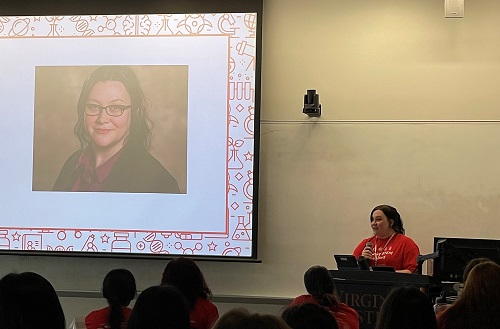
left=53, top=143, right=180, bottom=193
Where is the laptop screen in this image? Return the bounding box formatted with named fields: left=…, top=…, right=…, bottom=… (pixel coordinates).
left=334, top=254, right=359, bottom=270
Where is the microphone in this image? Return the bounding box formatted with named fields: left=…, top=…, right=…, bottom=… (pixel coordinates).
left=358, top=241, right=372, bottom=270
left=365, top=241, right=372, bottom=253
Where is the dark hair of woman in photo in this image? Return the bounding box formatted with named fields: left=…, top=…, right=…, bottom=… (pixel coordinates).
left=375, top=285, right=437, bottom=329
left=289, top=265, right=359, bottom=329
left=127, top=285, right=190, bottom=329
left=212, top=308, right=291, bottom=329
left=0, top=271, right=65, bottom=329
left=281, top=303, right=339, bottom=329
left=437, top=261, right=500, bottom=329
left=85, top=268, right=137, bottom=329
left=161, top=257, right=219, bottom=329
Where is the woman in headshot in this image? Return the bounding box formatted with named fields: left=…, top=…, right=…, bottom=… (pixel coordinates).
left=436, top=261, right=500, bottom=329
left=212, top=308, right=291, bottom=329
left=53, top=65, right=180, bottom=193
left=282, top=303, right=339, bottom=329
left=127, top=285, right=190, bottom=329
left=0, top=271, right=65, bottom=329
left=353, top=205, right=420, bottom=273
left=375, top=285, right=437, bottom=329
left=85, top=268, right=136, bottom=329
left=289, top=265, right=359, bottom=329
left=161, top=257, right=219, bottom=329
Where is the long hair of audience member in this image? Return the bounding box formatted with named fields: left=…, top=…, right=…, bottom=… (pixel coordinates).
left=212, top=308, right=291, bottom=329
left=437, top=261, right=500, bottom=329
left=103, top=269, right=136, bottom=329
left=461, top=257, right=491, bottom=282
left=303, top=266, right=340, bottom=309
left=0, top=272, right=65, bottom=329
left=161, top=257, right=212, bottom=309
left=127, top=285, right=190, bottom=329
left=375, top=285, right=437, bottom=329
left=282, top=303, right=339, bottom=329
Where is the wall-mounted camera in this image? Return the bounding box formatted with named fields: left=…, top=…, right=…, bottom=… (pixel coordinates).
left=303, top=89, right=321, bottom=117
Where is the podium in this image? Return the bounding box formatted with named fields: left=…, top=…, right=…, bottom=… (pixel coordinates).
left=329, top=270, right=440, bottom=329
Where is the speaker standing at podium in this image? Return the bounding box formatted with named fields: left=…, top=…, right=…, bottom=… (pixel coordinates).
left=353, top=205, right=420, bottom=274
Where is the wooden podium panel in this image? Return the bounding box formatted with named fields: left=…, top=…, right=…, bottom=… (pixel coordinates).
left=330, top=270, right=439, bottom=329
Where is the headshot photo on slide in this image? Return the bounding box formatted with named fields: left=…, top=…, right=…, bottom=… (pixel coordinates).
left=32, top=65, right=188, bottom=194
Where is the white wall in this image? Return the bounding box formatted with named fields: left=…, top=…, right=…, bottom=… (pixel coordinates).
left=3, top=0, right=500, bottom=324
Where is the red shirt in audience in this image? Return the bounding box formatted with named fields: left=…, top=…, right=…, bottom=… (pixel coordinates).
left=85, top=306, right=132, bottom=329
left=290, top=295, right=359, bottom=329
left=189, top=297, right=219, bottom=329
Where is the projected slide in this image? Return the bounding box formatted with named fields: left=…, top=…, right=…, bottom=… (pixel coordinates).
left=0, top=13, right=257, bottom=257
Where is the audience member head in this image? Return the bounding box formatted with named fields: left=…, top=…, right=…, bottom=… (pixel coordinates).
left=161, top=256, right=212, bottom=309
left=438, top=261, right=500, bottom=329
left=461, top=260, right=500, bottom=306
left=102, top=268, right=137, bottom=329
left=127, top=285, right=190, bottom=329
left=281, top=303, right=338, bottom=329
left=375, top=285, right=437, bottom=329
left=212, top=308, right=291, bottom=329
left=0, top=271, right=65, bottom=329
left=303, top=265, right=339, bottom=308
left=462, top=257, right=491, bottom=282
left=370, top=205, right=405, bottom=234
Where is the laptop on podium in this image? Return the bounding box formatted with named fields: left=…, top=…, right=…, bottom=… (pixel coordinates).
left=334, top=254, right=359, bottom=270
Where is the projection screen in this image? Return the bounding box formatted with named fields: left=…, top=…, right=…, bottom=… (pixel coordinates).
left=0, top=0, right=262, bottom=260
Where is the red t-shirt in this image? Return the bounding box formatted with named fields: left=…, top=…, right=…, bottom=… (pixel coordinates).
left=290, top=295, right=360, bottom=329
left=353, top=233, right=420, bottom=272
left=85, top=306, right=132, bottom=329
left=190, top=298, right=219, bottom=329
